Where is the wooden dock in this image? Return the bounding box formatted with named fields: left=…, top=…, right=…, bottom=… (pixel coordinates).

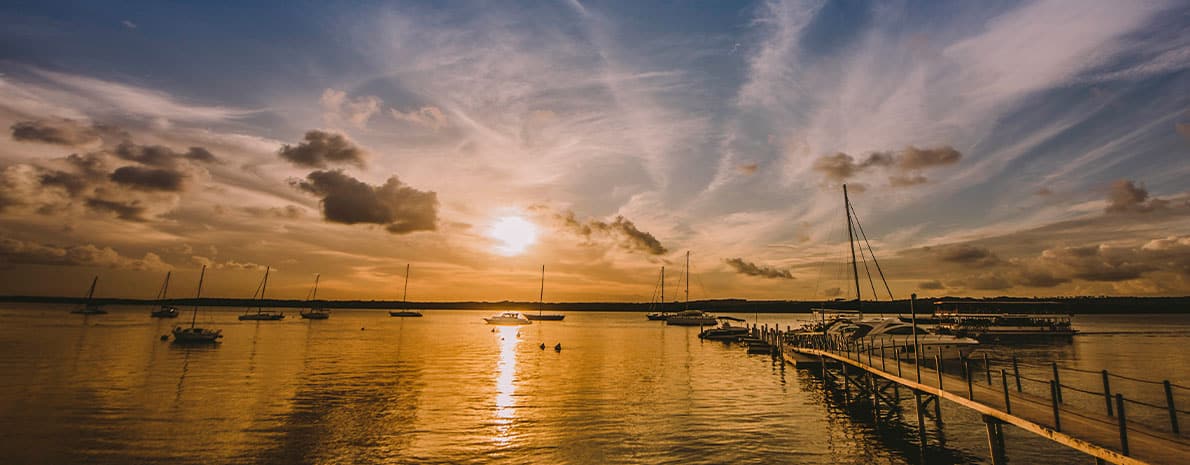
left=766, top=329, right=1190, bottom=465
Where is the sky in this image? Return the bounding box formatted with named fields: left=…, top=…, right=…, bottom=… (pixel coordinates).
left=0, top=0, right=1187, bottom=302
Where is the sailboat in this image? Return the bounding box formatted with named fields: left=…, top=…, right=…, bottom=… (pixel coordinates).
left=645, top=266, right=669, bottom=320
left=665, top=251, right=718, bottom=326
left=525, top=265, right=564, bottom=321
left=172, top=265, right=223, bottom=343
left=299, top=274, right=330, bottom=319
left=70, top=276, right=107, bottom=315
left=150, top=271, right=179, bottom=318
left=389, top=264, right=423, bottom=317
left=239, top=266, right=284, bottom=321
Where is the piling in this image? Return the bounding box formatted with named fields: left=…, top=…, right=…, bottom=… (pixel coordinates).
left=1012, top=356, right=1022, bottom=392
left=1116, top=394, right=1129, bottom=456
left=1050, top=380, right=1061, bottom=431
left=1102, top=370, right=1114, bottom=417
left=1001, top=369, right=1012, bottom=414
left=1052, top=362, right=1063, bottom=403
left=1164, top=380, right=1179, bottom=434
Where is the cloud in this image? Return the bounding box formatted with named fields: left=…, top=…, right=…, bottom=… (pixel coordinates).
left=121, top=20, right=137, bottom=29
left=320, top=89, right=382, bottom=128
left=242, top=205, right=305, bottom=219
left=278, top=130, right=368, bottom=168
left=811, top=146, right=962, bottom=187
left=958, top=272, right=1013, bottom=290
left=918, top=280, right=945, bottom=290
left=737, top=163, right=758, bottom=175
left=724, top=257, right=793, bottom=279
left=391, top=106, right=449, bottom=130
left=933, top=244, right=1001, bottom=265
left=85, top=197, right=148, bottom=221
left=10, top=119, right=108, bottom=146
left=1105, top=179, right=1168, bottom=214
left=114, top=141, right=218, bottom=167
left=558, top=211, right=668, bottom=255
left=1178, top=122, right=1190, bottom=141
left=109, top=166, right=186, bottom=192
left=292, top=170, right=438, bottom=234
left=0, top=237, right=167, bottom=270
left=1038, top=244, right=1155, bottom=282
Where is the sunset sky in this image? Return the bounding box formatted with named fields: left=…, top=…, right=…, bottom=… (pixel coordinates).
left=0, top=0, right=1187, bottom=302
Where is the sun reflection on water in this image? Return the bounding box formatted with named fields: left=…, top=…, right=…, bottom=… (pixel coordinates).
left=493, top=326, right=519, bottom=446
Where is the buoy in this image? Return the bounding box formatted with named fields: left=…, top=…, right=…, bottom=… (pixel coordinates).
left=554, top=343, right=561, bottom=352
left=360, top=327, right=365, bottom=331
left=539, top=343, right=546, bottom=350
left=160, top=335, right=169, bottom=341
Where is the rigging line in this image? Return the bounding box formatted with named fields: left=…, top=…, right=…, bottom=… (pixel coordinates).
left=849, top=202, right=895, bottom=301
left=811, top=211, right=843, bottom=301
left=857, top=236, right=880, bottom=302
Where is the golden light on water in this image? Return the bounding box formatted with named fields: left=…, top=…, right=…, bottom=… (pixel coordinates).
left=493, top=326, right=519, bottom=446
left=488, top=215, right=538, bottom=256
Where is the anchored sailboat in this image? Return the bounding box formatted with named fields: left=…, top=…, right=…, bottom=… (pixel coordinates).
left=299, top=274, right=329, bottom=319
left=389, top=264, right=423, bottom=317
left=171, top=265, right=222, bottom=343
left=239, top=266, right=284, bottom=321
left=665, top=251, right=717, bottom=326
left=70, top=276, right=106, bottom=315
left=525, top=265, right=564, bottom=321
left=645, top=266, right=669, bottom=320
left=150, top=271, right=179, bottom=318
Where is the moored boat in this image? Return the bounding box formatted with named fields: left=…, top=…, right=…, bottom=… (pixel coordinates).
left=299, top=274, right=330, bottom=320
left=932, top=301, right=1076, bottom=343
left=525, top=265, right=564, bottom=321
left=150, top=271, right=179, bottom=318
left=172, top=265, right=222, bottom=344
left=484, top=311, right=531, bottom=325
left=389, top=264, right=423, bottom=317
left=665, top=251, right=718, bottom=326
left=70, top=276, right=107, bottom=315
left=239, top=266, right=284, bottom=321
left=645, top=266, right=671, bottom=320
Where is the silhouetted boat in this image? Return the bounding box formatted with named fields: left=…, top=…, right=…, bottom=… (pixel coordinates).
left=150, top=271, right=179, bottom=318
left=525, top=265, right=564, bottom=321
left=239, top=266, right=284, bottom=321
left=299, top=274, right=329, bottom=320
left=485, top=312, right=531, bottom=325
left=389, top=264, right=423, bottom=317
left=70, top=276, right=107, bottom=315
left=666, top=252, right=717, bottom=326
left=172, top=265, right=222, bottom=343
left=645, top=266, right=671, bottom=320
left=931, top=301, right=1076, bottom=343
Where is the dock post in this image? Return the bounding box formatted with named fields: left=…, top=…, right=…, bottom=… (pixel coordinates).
left=869, top=372, right=880, bottom=425
left=1050, top=380, right=1061, bottom=431
left=1116, top=394, right=1129, bottom=456
left=914, top=391, right=927, bottom=448
left=982, top=415, right=1007, bottom=465
left=1012, top=356, right=1022, bottom=392
left=1102, top=370, right=1114, bottom=417
left=843, top=363, right=851, bottom=406
left=1001, top=369, right=1012, bottom=414
left=896, top=348, right=902, bottom=377
left=984, top=353, right=991, bottom=384
left=966, top=358, right=974, bottom=400
left=880, top=340, right=886, bottom=371
left=1164, top=380, right=1179, bottom=434
left=1052, top=363, right=1062, bottom=403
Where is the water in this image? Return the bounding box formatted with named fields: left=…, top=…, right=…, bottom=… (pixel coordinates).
left=0, top=306, right=1186, bottom=464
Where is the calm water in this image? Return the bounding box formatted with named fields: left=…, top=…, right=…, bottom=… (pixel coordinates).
left=0, top=306, right=1186, bottom=465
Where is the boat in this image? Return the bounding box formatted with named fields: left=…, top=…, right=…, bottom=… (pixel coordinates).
left=525, top=265, right=564, bottom=321
left=645, top=266, right=671, bottom=320
left=665, top=251, right=718, bottom=326
left=389, top=264, right=423, bottom=317
left=70, top=276, right=107, bottom=315
left=299, top=274, right=330, bottom=320
left=171, top=265, right=222, bottom=343
left=484, top=311, right=531, bottom=325
left=699, top=317, right=752, bottom=341
left=150, top=271, right=179, bottom=318
left=239, top=266, right=284, bottom=321
left=931, top=300, right=1077, bottom=343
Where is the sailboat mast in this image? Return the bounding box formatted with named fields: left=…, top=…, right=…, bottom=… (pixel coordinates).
left=311, top=274, right=320, bottom=300
left=85, top=276, right=98, bottom=300
left=402, top=264, right=410, bottom=307
left=539, top=265, right=545, bottom=315
left=161, top=271, right=171, bottom=300
left=684, top=251, right=690, bottom=312
left=844, top=184, right=863, bottom=314
left=660, top=266, right=665, bottom=313
left=191, top=265, right=206, bottom=328
left=258, top=266, right=270, bottom=313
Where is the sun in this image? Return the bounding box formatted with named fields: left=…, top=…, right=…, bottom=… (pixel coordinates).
left=488, top=215, right=539, bottom=256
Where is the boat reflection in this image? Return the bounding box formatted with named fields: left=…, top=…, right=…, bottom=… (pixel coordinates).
left=493, top=326, right=519, bottom=446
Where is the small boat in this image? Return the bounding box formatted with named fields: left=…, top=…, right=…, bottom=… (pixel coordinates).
left=239, top=266, right=284, bottom=321
left=484, top=311, right=531, bottom=325
left=150, top=271, right=179, bottom=318
left=299, top=274, right=330, bottom=320
left=389, top=264, right=423, bottom=317
left=172, top=265, right=222, bottom=343
left=666, top=252, right=718, bottom=326
left=70, top=276, right=107, bottom=315
left=525, top=265, right=564, bottom=321
left=645, top=266, right=671, bottom=320
left=699, top=318, right=751, bottom=341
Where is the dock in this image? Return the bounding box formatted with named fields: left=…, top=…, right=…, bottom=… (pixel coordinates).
left=744, top=325, right=1189, bottom=464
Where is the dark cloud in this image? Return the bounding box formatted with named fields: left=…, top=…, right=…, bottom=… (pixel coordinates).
left=1038, top=245, right=1154, bottom=282
left=110, top=166, right=186, bottom=191
left=559, top=211, right=667, bottom=255
left=918, top=280, right=945, bottom=290
left=933, top=244, right=1000, bottom=265
left=1011, top=267, right=1070, bottom=288
left=114, top=141, right=218, bottom=167
left=0, top=237, right=167, bottom=270
left=960, top=272, right=1012, bottom=290
left=242, top=205, right=305, bottom=219
left=85, top=198, right=147, bottom=221
left=812, top=145, right=962, bottom=187
left=10, top=119, right=104, bottom=146
left=1105, top=179, right=1167, bottom=214
left=293, top=170, right=437, bottom=234
left=725, top=257, right=794, bottom=279
left=278, top=130, right=367, bottom=168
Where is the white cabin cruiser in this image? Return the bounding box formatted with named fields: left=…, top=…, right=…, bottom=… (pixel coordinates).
left=484, top=312, right=531, bottom=325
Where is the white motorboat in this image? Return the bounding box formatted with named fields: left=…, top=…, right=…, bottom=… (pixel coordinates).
left=829, top=318, right=979, bottom=361
left=484, top=312, right=531, bottom=325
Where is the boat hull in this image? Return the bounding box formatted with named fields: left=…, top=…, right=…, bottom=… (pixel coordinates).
left=299, top=311, right=330, bottom=320
left=525, top=314, right=564, bottom=321
left=646, top=313, right=669, bottom=321
left=171, top=326, right=222, bottom=343
left=389, top=311, right=423, bottom=317
left=151, top=307, right=179, bottom=318
left=239, top=313, right=285, bottom=321
left=666, top=317, right=718, bottom=326
left=484, top=319, right=530, bottom=325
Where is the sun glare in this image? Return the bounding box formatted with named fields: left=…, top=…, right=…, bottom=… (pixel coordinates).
left=489, top=215, right=538, bottom=256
